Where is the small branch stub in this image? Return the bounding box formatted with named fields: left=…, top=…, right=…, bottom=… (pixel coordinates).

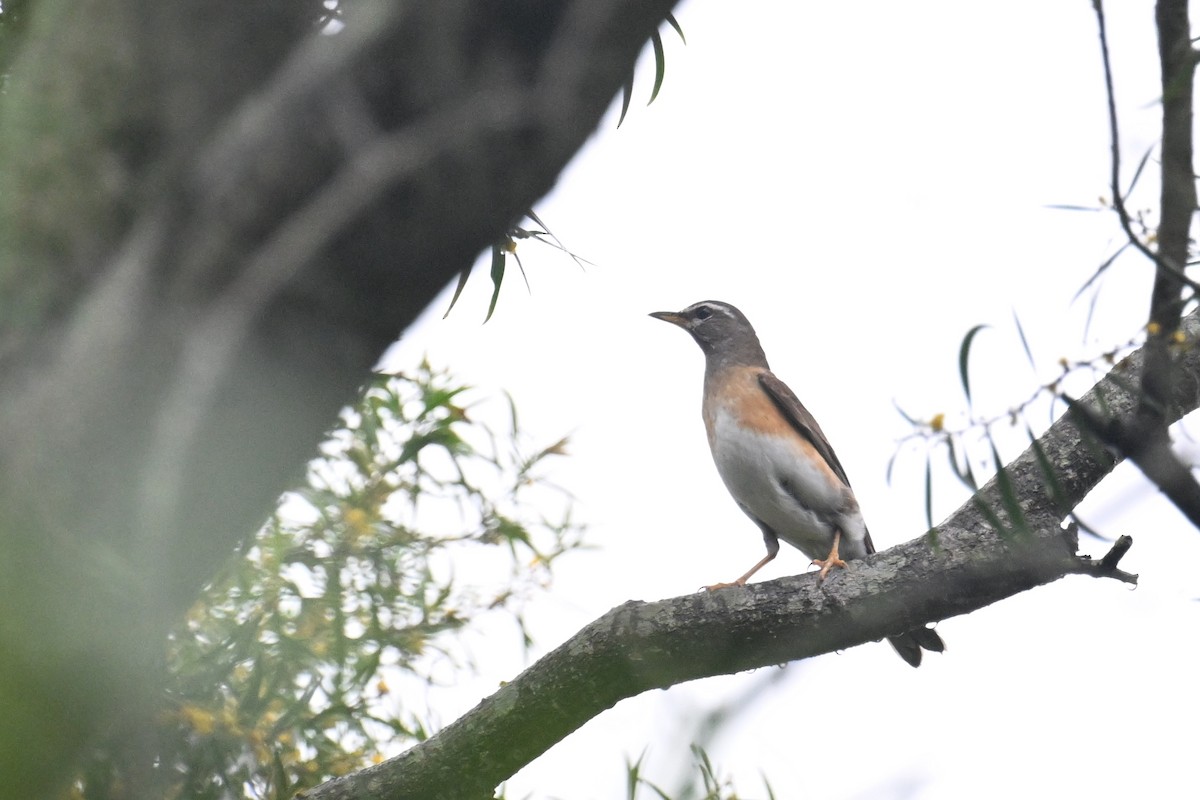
left=1078, top=534, right=1138, bottom=585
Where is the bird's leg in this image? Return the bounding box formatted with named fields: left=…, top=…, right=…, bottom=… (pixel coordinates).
left=811, top=529, right=849, bottom=581
left=703, top=551, right=777, bottom=591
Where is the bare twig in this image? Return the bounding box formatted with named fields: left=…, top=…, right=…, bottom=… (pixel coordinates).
left=1087, top=0, right=1200, bottom=528
left=1092, top=0, right=1198, bottom=291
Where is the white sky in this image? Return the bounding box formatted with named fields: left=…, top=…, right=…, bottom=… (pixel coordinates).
left=382, top=1, right=1200, bottom=798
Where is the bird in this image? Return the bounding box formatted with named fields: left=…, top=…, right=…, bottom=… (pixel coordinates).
left=649, top=300, right=944, bottom=667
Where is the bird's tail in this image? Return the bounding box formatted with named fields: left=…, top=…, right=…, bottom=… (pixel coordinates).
left=887, top=626, right=945, bottom=668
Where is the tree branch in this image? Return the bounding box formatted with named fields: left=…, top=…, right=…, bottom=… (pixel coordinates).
left=0, top=2, right=679, bottom=796
left=305, top=312, right=1200, bottom=800
left=1089, top=0, right=1200, bottom=527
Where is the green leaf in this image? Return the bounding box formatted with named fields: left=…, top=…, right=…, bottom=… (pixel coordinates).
left=1026, top=423, right=1068, bottom=514
left=625, top=749, right=647, bottom=800
left=923, top=452, right=934, bottom=529
left=484, top=244, right=505, bottom=322
left=649, top=30, right=666, bottom=104
left=925, top=525, right=942, bottom=553
left=892, top=399, right=919, bottom=425
left=988, top=434, right=1026, bottom=535
left=443, top=265, right=472, bottom=318
left=617, top=70, right=635, bottom=126
left=1043, top=203, right=1105, bottom=211
left=884, top=446, right=900, bottom=485
left=1081, top=270, right=1105, bottom=342
left=511, top=248, right=531, bottom=293
left=1012, top=310, right=1036, bottom=370
left=971, top=493, right=1006, bottom=535
left=525, top=209, right=553, bottom=243
left=1072, top=240, right=1131, bottom=307
left=525, top=208, right=593, bottom=269
left=1125, top=143, right=1156, bottom=197
left=946, top=435, right=978, bottom=490
left=665, top=12, right=686, bottom=43
left=958, top=324, right=989, bottom=405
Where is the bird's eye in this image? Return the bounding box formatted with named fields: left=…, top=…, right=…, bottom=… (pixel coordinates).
left=694, top=306, right=713, bottom=320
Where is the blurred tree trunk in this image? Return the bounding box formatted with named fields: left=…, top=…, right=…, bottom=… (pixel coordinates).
left=0, top=1, right=677, bottom=796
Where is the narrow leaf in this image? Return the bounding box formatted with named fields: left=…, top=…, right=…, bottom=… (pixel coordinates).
left=1124, top=144, right=1156, bottom=197
left=617, top=70, right=635, bottom=126
left=649, top=30, right=666, bottom=104
left=1026, top=423, right=1068, bottom=514
left=1069, top=510, right=1110, bottom=541
left=988, top=434, right=1027, bottom=535
left=972, top=493, right=1008, bottom=535
left=638, top=780, right=672, bottom=800
left=1043, top=203, right=1104, bottom=212
left=1072, top=240, right=1130, bottom=305
left=525, top=208, right=550, bottom=233
left=924, top=452, right=934, bottom=529
left=947, top=435, right=978, bottom=491
left=958, top=324, right=989, bottom=405
left=443, top=265, right=472, bottom=318
left=484, top=245, right=505, bottom=322
left=511, top=249, right=531, bottom=293
left=525, top=208, right=594, bottom=269
left=1012, top=310, right=1036, bottom=370
left=665, top=12, right=686, bottom=43
left=925, top=526, right=942, bottom=553
left=892, top=399, right=919, bottom=425
left=625, top=749, right=646, bottom=800
left=885, top=447, right=900, bottom=485
left=1082, top=273, right=1105, bottom=342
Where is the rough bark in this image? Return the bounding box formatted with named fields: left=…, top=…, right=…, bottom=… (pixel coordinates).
left=1087, top=0, right=1200, bottom=522
left=0, top=1, right=678, bottom=796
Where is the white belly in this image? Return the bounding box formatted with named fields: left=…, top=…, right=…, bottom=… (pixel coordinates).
left=709, top=406, right=869, bottom=561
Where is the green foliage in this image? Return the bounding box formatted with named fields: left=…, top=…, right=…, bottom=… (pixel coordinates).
left=893, top=316, right=1148, bottom=535
left=957, top=323, right=989, bottom=408
left=618, top=13, right=686, bottom=126
left=445, top=210, right=593, bottom=322
left=445, top=12, right=683, bottom=321
left=618, top=746, right=775, bottom=800
left=67, top=362, right=583, bottom=800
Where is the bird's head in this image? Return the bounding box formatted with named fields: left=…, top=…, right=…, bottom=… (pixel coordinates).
left=649, top=300, right=767, bottom=365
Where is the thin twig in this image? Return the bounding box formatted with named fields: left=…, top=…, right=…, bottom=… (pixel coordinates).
left=1092, top=0, right=1199, bottom=291
left=1075, top=533, right=1138, bottom=585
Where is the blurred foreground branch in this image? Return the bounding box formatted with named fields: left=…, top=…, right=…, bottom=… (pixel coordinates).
left=0, top=1, right=678, bottom=796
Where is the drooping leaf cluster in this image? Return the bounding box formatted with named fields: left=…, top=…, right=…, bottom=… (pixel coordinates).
left=890, top=320, right=1144, bottom=536
left=67, top=362, right=582, bottom=800
left=446, top=12, right=685, bottom=322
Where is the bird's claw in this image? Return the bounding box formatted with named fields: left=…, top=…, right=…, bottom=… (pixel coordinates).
left=811, top=555, right=848, bottom=582
left=702, top=579, right=746, bottom=591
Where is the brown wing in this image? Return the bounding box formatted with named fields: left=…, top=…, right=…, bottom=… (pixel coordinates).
left=758, top=371, right=852, bottom=487
left=757, top=370, right=877, bottom=553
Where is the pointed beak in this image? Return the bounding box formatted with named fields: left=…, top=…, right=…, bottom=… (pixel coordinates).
left=649, top=310, right=689, bottom=328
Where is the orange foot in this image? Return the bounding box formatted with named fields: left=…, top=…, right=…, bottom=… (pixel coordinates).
left=702, top=578, right=746, bottom=591
left=811, top=530, right=848, bottom=582
left=701, top=548, right=779, bottom=592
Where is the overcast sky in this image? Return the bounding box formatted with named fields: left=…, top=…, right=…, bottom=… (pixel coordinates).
left=383, top=2, right=1200, bottom=798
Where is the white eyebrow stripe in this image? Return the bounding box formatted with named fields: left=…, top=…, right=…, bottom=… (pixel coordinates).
left=690, top=302, right=735, bottom=319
